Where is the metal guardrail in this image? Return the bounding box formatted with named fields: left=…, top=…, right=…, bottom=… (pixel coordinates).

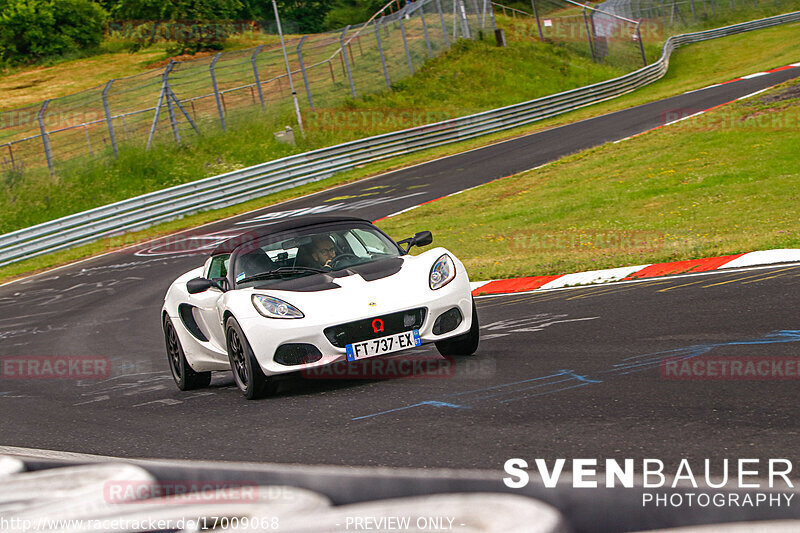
left=1, top=11, right=799, bottom=268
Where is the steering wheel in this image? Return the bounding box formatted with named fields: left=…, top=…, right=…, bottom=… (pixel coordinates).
left=328, top=253, right=359, bottom=269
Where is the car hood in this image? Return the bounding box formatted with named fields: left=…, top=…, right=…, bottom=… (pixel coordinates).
left=232, top=247, right=462, bottom=321
left=250, top=257, right=405, bottom=292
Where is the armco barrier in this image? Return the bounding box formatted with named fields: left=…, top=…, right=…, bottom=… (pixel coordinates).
left=1, top=11, right=799, bottom=268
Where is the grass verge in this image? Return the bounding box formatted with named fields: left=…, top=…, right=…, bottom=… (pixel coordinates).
left=376, top=77, right=800, bottom=281
left=0, top=21, right=799, bottom=283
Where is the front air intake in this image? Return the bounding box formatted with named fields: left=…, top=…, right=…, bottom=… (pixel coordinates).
left=274, top=344, right=323, bottom=366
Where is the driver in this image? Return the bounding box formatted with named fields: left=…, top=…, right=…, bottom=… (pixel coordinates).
left=307, top=235, right=337, bottom=269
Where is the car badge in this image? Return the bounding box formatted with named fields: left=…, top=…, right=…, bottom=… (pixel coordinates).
left=368, top=300, right=376, bottom=307
left=372, top=319, right=384, bottom=333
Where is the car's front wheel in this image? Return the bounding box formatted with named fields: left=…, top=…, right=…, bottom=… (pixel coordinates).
left=164, top=316, right=211, bottom=390
left=435, top=300, right=480, bottom=356
left=225, top=316, right=278, bottom=400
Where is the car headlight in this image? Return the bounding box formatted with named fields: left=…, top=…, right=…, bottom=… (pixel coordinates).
left=429, top=254, right=456, bottom=290
left=252, top=294, right=304, bottom=319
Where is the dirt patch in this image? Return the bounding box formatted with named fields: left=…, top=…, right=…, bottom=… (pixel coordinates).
left=760, top=82, right=800, bottom=103
left=146, top=51, right=216, bottom=69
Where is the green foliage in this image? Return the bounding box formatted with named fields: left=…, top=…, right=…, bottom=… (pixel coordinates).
left=0, top=0, right=107, bottom=64
left=113, top=0, right=243, bottom=20
left=236, top=0, right=333, bottom=33
left=111, top=0, right=332, bottom=37
left=323, top=0, right=386, bottom=29
left=111, top=0, right=244, bottom=53
left=276, top=0, right=333, bottom=33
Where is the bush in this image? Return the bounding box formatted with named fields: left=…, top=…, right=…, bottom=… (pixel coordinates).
left=0, top=0, right=107, bottom=64
left=112, top=0, right=244, bottom=54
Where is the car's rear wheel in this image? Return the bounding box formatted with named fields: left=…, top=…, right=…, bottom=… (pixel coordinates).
left=435, top=300, right=480, bottom=356
left=164, top=316, right=211, bottom=390
left=225, top=316, right=278, bottom=400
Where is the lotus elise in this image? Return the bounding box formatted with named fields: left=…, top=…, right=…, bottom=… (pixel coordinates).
left=162, top=215, right=479, bottom=398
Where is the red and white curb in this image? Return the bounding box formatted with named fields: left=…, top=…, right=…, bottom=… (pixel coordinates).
left=702, top=61, right=800, bottom=88
left=613, top=61, right=800, bottom=143
left=470, top=249, right=800, bottom=296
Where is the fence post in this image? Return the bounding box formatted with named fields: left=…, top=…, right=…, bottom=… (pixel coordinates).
left=6, top=143, right=14, bottom=169
left=453, top=0, right=459, bottom=39
left=419, top=4, right=433, bottom=57
left=399, top=12, right=415, bottom=75
left=690, top=0, right=696, bottom=22
left=375, top=20, right=391, bottom=88
left=37, top=100, right=54, bottom=177
left=83, top=124, right=93, bottom=155
left=458, top=0, right=472, bottom=38
left=340, top=26, right=357, bottom=98
left=210, top=54, right=226, bottom=131
left=166, top=87, right=200, bottom=137
left=435, top=0, right=450, bottom=47
left=636, top=23, right=647, bottom=66
left=161, top=62, right=180, bottom=143
left=531, top=0, right=544, bottom=41
left=101, top=80, right=119, bottom=158
left=582, top=5, right=596, bottom=62
left=251, top=45, right=265, bottom=110
left=297, top=36, right=314, bottom=110
left=488, top=0, right=497, bottom=30
left=470, top=0, right=481, bottom=31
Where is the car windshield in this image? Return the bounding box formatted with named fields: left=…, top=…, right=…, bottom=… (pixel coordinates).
left=232, top=223, right=402, bottom=288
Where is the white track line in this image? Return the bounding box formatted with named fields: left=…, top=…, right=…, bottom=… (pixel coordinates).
left=741, top=72, right=769, bottom=79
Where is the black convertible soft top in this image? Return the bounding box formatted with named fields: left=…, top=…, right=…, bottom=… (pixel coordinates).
left=210, top=215, right=372, bottom=255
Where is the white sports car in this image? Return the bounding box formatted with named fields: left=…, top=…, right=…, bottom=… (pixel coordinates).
left=162, top=215, right=479, bottom=399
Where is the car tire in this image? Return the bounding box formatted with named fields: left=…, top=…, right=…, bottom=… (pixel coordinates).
left=164, top=316, right=212, bottom=391
left=225, top=316, right=278, bottom=400
left=435, top=300, right=480, bottom=356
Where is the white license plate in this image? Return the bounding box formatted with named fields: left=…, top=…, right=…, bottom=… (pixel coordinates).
left=345, top=330, right=421, bottom=361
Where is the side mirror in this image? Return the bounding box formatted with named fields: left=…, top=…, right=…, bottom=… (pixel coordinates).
left=412, top=231, right=433, bottom=247
left=187, top=277, right=223, bottom=294
left=212, top=277, right=230, bottom=291
left=398, top=231, right=433, bottom=253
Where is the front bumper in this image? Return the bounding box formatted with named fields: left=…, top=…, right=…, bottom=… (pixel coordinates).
left=238, top=275, right=473, bottom=376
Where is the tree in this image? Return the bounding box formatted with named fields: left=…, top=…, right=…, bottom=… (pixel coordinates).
left=0, top=0, right=107, bottom=64
left=323, top=0, right=387, bottom=30
left=112, top=0, right=244, bottom=54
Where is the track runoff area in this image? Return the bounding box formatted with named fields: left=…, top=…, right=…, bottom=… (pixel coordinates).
left=0, top=61, right=799, bottom=515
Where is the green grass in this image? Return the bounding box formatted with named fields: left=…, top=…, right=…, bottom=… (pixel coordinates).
left=3, top=6, right=799, bottom=234
left=0, top=33, right=627, bottom=234
left=376, top=77, right=800, bottom=281
left=0, top=19, right=799, bottom=283
left=0, top=34, right=296, bottom=110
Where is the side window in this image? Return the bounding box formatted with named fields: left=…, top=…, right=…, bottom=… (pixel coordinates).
left=344, top=232, right=368, bottom=257
left=353, top=229, right=391, bottom=254
left=207, top=255, right=230, bottom=279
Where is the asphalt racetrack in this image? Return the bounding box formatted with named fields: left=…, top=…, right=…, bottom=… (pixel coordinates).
left=1, top=66, right=799, bottom=467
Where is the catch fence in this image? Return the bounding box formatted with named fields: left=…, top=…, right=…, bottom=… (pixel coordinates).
left=0, top=0, right=492, bottom=176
